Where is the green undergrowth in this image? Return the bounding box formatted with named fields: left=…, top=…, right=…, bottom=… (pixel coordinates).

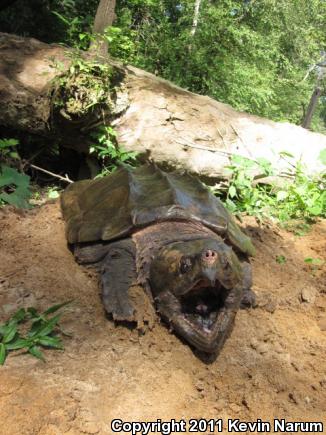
left=89, top=126, right=138, bottom=176
left=51, top=49, right=124, bottom=124
left=0, top=138, right=31, bottom=208
left=51, top=52, right=118, bottom=119
left=213, top=151, right=326, bottom=232
left=0, top=301, right=72, bottom=365
left=1, top=134, right=325, bottom=236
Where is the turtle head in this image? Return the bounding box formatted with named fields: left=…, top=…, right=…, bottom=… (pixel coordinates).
left=150, top=238, right=242, bottom=296
left=149, top=238, right=244, bottom=353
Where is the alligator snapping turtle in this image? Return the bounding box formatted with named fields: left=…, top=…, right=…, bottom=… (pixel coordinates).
left=61, top=164, right=255, bottom=353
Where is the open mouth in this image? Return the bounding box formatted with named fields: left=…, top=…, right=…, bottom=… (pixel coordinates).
left=180, top=280, right=228, bottom=332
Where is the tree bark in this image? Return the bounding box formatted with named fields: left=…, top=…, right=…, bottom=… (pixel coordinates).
left=0, top=32, right=325, bottom=179
left=89, top=0, right=117, bottom=57
left=302, top=86, right=322, bottom=130
left=190, top=0, right=202, bottom=36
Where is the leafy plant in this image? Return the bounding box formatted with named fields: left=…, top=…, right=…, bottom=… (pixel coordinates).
left=0, top=301, right=72, bottom=365
left=213, top=154, right=275, bottom=220
left=1, top=0, right=325, bottom=132
left=304, top=257, right=324, bottom=265
left=89, top=126, right=138, bottom=175
left=0, top=165, right=31, bottom=208
left=47, top=186, right=60, bottom=199
left=0, top=138, right=20, bottom=159
left=51, top=11, right=93, bottom=50
left=52, top=52, right=118, bottom=119
left=0, top=138, right=32, bottom=208
left=275, top=154, right=326, bottom=223
left=276, top=255, right=287, bottom=264
left=213, top=153, right=325, bottom=228
left=304, top=257, right=325, bottom=275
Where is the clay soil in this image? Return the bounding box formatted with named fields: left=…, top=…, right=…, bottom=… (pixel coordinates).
left=0, top=202, right=325, bottom=435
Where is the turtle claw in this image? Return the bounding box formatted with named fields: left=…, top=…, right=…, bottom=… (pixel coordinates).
left=240, top=289, right=257, bottom=309
left=239, top=262, right=256, bottom=309
left=106, top=299, right=135, bottom=323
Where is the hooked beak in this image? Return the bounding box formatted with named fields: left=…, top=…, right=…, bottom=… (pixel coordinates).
left=202, top=268, right=217, bottom=286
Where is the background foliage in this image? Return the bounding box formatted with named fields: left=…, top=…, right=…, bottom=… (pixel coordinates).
left=1, top=0, right=325, bottom=131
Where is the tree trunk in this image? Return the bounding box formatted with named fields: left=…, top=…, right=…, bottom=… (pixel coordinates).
left=89, top=0, right=117, bottom=57
left=301, top=86, right=322, bottom=130
left=0, top=32, right=325, bottom=179
left=190, top=0, right=202, bottom=36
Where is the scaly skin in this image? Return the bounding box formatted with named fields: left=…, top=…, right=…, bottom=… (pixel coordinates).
left=73, top=221, right=254, bottom=354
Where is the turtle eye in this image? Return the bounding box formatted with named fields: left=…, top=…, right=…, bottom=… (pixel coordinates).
left=180, top=256, right=193, bottom=274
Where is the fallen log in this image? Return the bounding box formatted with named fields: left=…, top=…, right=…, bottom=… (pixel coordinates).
left=0, top=32, right=325, bottom=180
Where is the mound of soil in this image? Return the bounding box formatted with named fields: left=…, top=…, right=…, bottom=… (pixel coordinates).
left=0, top=202, right=325, bottom=435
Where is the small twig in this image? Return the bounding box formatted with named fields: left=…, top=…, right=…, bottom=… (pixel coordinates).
left=230, top=123, right=254, bottom=158
left=278, top=155, right=297, bottom=169
left=216, top=126, right=227, bottom=147
left=22, top=147, right=47, bottom=169
left=176, top=139, right=232, bottom=156
left=30, top=164, right=73, bottom=184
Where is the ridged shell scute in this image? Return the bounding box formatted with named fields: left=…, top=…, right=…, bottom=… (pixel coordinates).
left=61, top=165, right=255, bottom=256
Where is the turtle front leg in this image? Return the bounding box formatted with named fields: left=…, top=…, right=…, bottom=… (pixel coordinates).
left=101, top=238, right=137, bottom=322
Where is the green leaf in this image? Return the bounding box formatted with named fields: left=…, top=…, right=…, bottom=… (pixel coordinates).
left=0, top=165, right=31, bottom=208
left=276, top=191, right=288, bottom=201
left=43, top=300, right=73, bottom=315
left=5, top=338, right=31, bottom=350
left=0, top=138, right=19, bottom=148
left=228, top=185, right=237, bottom=198
left=47, top=190, right=59, bottom=199
left=28, top=319, right=44, bottom=337
left=256, top=157, right=269, bottom=166
left=307, top=204, right=322, bottom=216
left=11, top=308, right=26, bottom=323
left=32, top=314, right=61, bottom=338
left=3, top=323, right=17, bottom=344
left=304, top=257, right=323, bottom=265
left=0, top=165, right=29, bottom=189
left=51, top=11, right=70, bottom=26
left=279, top=151, right=295, bottom=158
left=28, top=346, right=45, bottom=361
left=225, top=198, right=237, bottom=212
left=231, top=155, right=255, bottom=168
left=0, top=343, right=6, bottom=365
left=276, top=255, right=286, bottom=264
left=38, top=336, right=63, bottom=349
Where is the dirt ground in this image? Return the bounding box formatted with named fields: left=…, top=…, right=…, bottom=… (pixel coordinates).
left=0, top=202, right=325, bottom=435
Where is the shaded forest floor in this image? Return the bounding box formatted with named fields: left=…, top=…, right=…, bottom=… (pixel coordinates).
left=0, top=202, right=325, bottom=435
